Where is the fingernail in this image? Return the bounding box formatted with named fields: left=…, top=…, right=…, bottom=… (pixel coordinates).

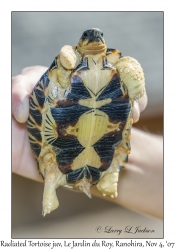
left=135, top=101, right=140, bottom=113
left=132, top=101, right=140, bottom=123
left=138, top=93, right=148, bottom=113
left=13, top=96, right=29, bottom=123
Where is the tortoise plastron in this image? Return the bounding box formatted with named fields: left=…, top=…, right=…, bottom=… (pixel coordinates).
left=27, top=28, right=145, bottom=216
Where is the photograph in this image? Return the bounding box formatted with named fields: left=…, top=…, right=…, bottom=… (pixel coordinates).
left=12, top=11, right=163, bottom=239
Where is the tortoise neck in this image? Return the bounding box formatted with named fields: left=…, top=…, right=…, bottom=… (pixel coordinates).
left=77, top=41, right=107, bottom=55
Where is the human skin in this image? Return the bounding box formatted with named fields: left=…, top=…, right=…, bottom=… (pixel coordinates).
left=12, top=66, right=163, bottom=219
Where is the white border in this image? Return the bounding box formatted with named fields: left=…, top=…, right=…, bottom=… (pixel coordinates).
left=1, top=0, right=175, bottom=246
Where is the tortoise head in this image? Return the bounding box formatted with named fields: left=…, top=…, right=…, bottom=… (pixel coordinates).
left=77, top=28, right=107, bottom=55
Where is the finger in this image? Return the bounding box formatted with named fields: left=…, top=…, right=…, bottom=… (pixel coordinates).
left=132, top=93, right=148, bottom=123
left=12, top=66, right=47, bottom=123
left=12, top=75, right=30, bottom=123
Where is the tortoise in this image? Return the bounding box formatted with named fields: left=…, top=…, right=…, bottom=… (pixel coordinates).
left=27, top=28, right=146, bottom=216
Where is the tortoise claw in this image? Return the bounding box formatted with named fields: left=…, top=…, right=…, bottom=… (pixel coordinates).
left=42, top=210, right=47, bottom=217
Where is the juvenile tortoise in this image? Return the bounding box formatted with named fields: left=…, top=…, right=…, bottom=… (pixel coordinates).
left=27, top=28, right=146, bottom=216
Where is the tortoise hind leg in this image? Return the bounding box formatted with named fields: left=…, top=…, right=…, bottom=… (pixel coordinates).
left=96, top=161, right=119, bottom=198
left=39, top=153, right=66, bottom=216
left=96, top=127, right=131, bottom=198
left=96, top=151, right=128, bottom=198
left=42, top=166, right=59, bottom=217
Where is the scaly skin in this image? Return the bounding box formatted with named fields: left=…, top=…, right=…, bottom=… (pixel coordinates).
left=39, top=153, right=66, bottom=216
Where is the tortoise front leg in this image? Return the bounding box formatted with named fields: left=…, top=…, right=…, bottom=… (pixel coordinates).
left=59, top=45, right=81, bottom=70
left=39, top=153, right=66, bottom=216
